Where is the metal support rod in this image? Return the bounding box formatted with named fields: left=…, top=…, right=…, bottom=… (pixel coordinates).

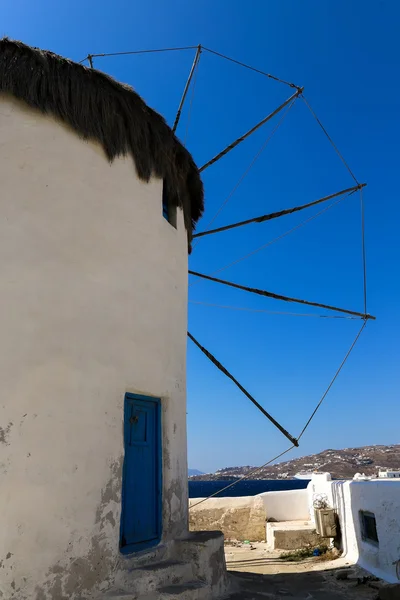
left=88, top=55, right=94, bottom=69
left=188, top=271, right=376, bottom=321
left=199, top=88, right=303, bottom=173
left=193, top=183, right=366, bottom=239
left=188, top=332, right=299, bottom=446
left=173, top=45, right=202, bottom=133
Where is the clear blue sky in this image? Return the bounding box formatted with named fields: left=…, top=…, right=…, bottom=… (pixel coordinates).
left=4, top=0, right=399, bottom=473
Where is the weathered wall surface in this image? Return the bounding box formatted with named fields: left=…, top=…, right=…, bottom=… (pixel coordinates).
left=259, top=489, right=309, bottom=522
left=308, top=475, right=400, bottom=583
left=189, top=489, right=309, bottom=542
left=0, top=97, right=189, bottom=600
left=189, top=496, right=267, bottom=541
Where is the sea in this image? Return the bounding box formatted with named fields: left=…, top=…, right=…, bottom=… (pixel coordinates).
left=188, top=479, right=309, bottom=499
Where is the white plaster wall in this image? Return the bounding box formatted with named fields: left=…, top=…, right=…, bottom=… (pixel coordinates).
left=309, top=475, right=400, bottom=584
left=307, top=473, right=334, bottom=525
left=0, top=97, right=189, bottom=600
left=258, top=489, right=309, bottom=522
left=344, top=481, right=400, bottom=583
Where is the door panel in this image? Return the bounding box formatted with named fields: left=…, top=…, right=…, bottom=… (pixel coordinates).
left=120, top=394, right=162, bottom=553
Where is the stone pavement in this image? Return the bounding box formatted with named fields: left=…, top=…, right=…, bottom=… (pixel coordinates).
left=225, top=542, right=379, bottom=599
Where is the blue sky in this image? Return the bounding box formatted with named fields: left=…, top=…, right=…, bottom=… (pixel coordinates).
left=4, top=0, right=399, bottom=473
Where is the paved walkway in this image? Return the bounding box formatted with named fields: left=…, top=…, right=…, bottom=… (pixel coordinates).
left=225, top=543, right=378, bottom=599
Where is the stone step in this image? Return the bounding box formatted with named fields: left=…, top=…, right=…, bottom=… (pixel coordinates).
left=118, top=543, right=169, bottom=570
left=174, top=531, right=230, bottom=598
left=266, top=520, right=322, bottom=551
left=106, top=581, right=209, bottom=600
left=157, top=580, right=209, bottom=600
left=102, top=592, right=135, bottom=599
left=114, top=559, right=193, bottom=595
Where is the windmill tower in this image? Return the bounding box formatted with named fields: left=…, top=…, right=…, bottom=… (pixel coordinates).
left=0, top=39, right=227, bottom=600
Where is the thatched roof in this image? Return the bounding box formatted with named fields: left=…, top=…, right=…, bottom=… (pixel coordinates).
left=0, top=38, right=204, bottom=249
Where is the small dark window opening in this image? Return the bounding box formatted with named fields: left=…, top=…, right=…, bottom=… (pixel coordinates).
left=360, top=511, right=379, bottom=545
left=162, top=181, right=177, bottom=229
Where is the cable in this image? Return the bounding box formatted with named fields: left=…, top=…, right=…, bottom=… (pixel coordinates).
left=187, top=332, right=298, bottom=446
left=89, top=46, right=198, bottom=59
left=189, top=300, right=363, bottom=319
left=189, top=195, right=351, bottom=290
left=193, top=184, right=364, bottom=239
left=202, top=47, right=302, bottom=91
left=302, top=96, right=359, bottom=185
left=189, top=445, right=296, bottom=509
left=188, top=271, right=376, bottom=321
left=189, top=320, right=369, bottom=506
left=360, top=186, right=368, bottom=315
left=297, top=320, right=367, bottom=441
left=78, top=44, right=301, bottom=90
left=189, top=320, right=368, bottom=507
left=191, top=97, right=298, bottom=251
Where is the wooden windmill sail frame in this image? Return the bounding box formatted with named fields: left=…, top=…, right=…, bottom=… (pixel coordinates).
left=79, top=43, right=374, bottom=480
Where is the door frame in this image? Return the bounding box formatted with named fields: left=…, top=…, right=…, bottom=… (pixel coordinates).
left=119, top=392, right=163, bottom=554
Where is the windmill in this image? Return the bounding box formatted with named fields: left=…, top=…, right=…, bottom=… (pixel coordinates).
left=81, top=44, right=374, bottom=493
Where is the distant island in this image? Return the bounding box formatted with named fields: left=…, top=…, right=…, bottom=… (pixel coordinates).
left=189, top=444, right=400, bottom=481
left=188, top=469, right=204, bottom=477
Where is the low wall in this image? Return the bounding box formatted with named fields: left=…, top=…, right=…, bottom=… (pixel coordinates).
left=189, top=496, right=266, bottom=541
left=308, top=474, right=400, bottom=584
left=189, top=488, right=309, bottom=541
left=259, top=489, right=309, bottom=521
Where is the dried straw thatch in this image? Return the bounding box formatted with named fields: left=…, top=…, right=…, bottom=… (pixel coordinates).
left=0, top=38, right=204, bottom=248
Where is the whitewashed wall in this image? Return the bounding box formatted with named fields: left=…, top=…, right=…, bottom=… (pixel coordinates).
left=259, top=489, right=309, bottom=522
left=0, top=97, right=189, bottom=600
left=308, top=475, right=400, bottom=583
left=307, top=473, right=334, bottom=525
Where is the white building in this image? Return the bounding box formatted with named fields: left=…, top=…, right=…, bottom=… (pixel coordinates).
left=191, top=471, right=400, bottom=585
left=308, top=473, right=400, bottom=583
left=0, top=38, right=227, bottom=600
left=378, top=469, right=400, bottom=478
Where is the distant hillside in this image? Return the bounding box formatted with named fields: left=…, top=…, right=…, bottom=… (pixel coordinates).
left=188, top=469, right=204, bottom=477
left=189, top=445, right=400, bottom=481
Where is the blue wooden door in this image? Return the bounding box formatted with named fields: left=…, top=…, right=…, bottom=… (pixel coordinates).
left=120, top=394, right=162, bottom=553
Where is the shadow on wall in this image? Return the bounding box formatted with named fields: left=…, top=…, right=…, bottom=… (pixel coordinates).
left=331, top=481, right=348, bottom=555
